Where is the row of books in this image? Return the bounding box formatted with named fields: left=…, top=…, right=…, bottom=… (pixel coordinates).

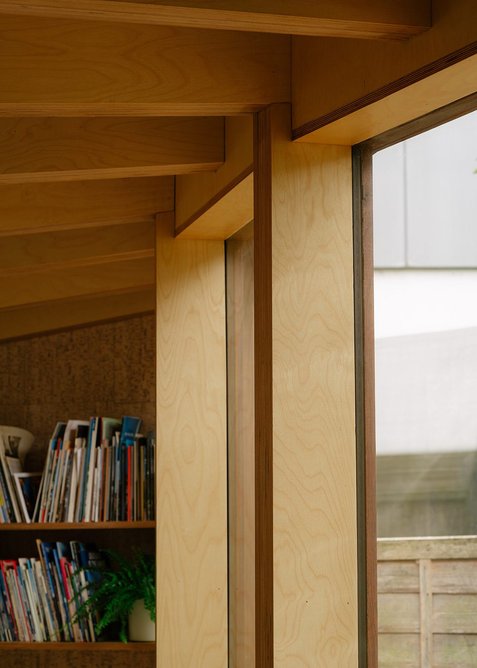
left=0, top=416, right=156, bottom=524
left=0, top=540, right=101, bottom=642
left=33, top=416, right=156, bottom=524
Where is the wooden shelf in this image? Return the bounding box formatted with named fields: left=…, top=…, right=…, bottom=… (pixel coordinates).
left=0, top=641, right=155, bottom=651
left=0, top=521, right=155, bottom=531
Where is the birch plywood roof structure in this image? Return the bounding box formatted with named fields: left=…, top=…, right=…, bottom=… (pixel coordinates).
left=2, top=2, right=477, bottom=667
left=0, top=0, right=440, bottom=340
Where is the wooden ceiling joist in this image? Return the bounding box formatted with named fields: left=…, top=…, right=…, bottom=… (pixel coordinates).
left=0, top=221, right=155, bottom=271
left=0, top=0, right=431, bottom=39
left=0, top=288, right=156, bottom=342
left=0, top=15, right=290, bottom=116
left=0, top=178, right=173, bottom=236
left=0, top=255, right=155, bottom=309
left=0, top=117, right=224, bottom=184
left=175, top=116, right=253, bottom=239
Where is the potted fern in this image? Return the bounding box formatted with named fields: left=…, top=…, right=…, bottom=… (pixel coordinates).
left=75, top=550, right=155, bottom=643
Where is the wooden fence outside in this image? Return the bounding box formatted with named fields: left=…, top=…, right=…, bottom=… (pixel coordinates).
left=378, top=536, right=477, bottom=667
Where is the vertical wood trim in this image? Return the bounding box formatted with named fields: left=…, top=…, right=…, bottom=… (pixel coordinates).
left=226, top=224, right=256, bottom=667
left=254, top=110, right=274, bottom=668
left=255, top=104, right=359, bottom=666
left=353, top=146, right=378, bottom=667
left=155, top=212, right=228, bottom=667
left=419, top=559, right=433, bottom=666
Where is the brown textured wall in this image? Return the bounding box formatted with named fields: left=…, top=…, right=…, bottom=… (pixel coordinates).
left=0, top=314, right=155, bottom=471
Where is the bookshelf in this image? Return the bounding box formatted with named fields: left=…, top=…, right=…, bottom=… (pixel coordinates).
left=0, top=317, right=157, bottom=666
left=0, top=522, right=156, bottom=668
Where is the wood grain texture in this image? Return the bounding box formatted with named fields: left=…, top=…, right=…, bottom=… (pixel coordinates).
left=377, top=539, right=477, bottom=666
left=226, top=223, right=256, bottom=668
left=378, top=536, right=477, bottom=561
left=378, top=593, right=420, bottom=633
left=0, top=221, right=154, bottom=270
left=378, top=633, right=420, bottom=666
left=0, top=15, right=290, bottom=116
left=175, top=115, right=253, bottom=237
left=155, top=212, right=227, bottom=667
left=0, top=288, right=155, bottom=341
left=294, top=53, right=477, bottom=145
left=0, top=0, right=431, bottom=38
left=0, top=178, right=173, bottom=236
left=0, top=255, right=155, bottom=308
left=378, top=561, right=419, bottom=593
left=257, top=104, right=358, bottom=666
left=176, top=172, right=253, bottom=240
left=292, top=0, right=477, bottom=139
left=0, top=117, right=223, bottom=184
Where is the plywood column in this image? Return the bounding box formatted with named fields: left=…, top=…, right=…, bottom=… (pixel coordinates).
left=155, top=213, right=228, bottom=667
left=254, top=104, right=359, bottom=666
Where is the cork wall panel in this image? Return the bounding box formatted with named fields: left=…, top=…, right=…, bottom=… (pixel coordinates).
left=0, top=314, right=155, bottom=471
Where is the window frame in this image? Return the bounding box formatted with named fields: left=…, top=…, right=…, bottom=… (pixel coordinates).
left=352, top=90, right=477, bottom=668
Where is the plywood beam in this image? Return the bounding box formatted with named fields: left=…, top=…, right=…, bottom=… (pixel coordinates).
left=292, top=0, right=477, bottom=141
left=0, top=178, right=173, bottom=236
left=176, top=116, right=253, bottom=239
left=0, top=0, right=431, bottom=39
left=0, top=118, right=223, bottom=184
left=0, top=288, right=155, bottom=341
left=295, top=52, right=477, bottom=145
left=0, top=255, right=155, bottom=309
left=176, top=173, right=253, bottom=240
left=0, top=15, right=290, bottom=116
left=0, top=222, right=154, bottom=270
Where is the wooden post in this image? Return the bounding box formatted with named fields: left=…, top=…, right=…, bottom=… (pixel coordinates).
left=254, top=104, right=359, bottom=666
left=155, top=212, right=228, bottom=667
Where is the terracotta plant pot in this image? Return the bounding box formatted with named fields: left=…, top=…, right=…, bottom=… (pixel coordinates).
left=128, top=599, right=155, bottom=642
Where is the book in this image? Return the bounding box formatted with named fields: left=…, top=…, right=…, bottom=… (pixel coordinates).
left=0, top=435, right=23, bottom=522
left=13, top=473, right=42, bottom=524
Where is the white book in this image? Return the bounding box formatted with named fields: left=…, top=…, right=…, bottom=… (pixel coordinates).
left=0, top=437, right=23, bottom=522
left=83, top=418, right=99, bottom=522
left=67, top=438, right=83, bottom=523
left=34, top=560, right=59, bottom=641
left=19, top=558, right=44, bottom=642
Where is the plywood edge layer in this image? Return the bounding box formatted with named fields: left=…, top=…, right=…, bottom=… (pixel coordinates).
left=175, top=169, right=253, bottom=239
left=293, top=44, right=477, bottom=145
left=0, top=288, right=155, bottom=341
left=0, top=0, right=430, bottom=39
left=0, top=103, right=276, bottom=117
